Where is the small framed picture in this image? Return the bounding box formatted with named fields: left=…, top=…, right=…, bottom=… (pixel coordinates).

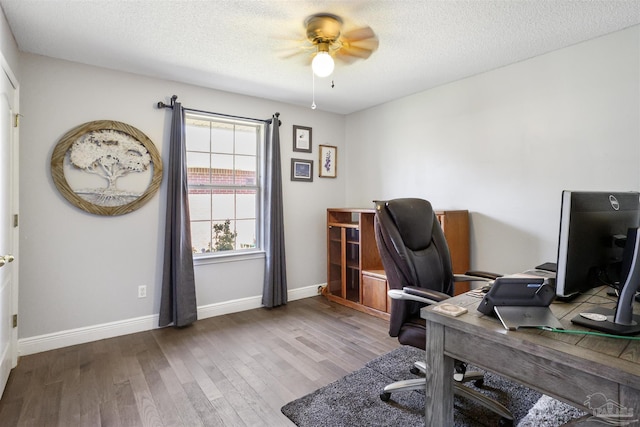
left=291, top=158, right=313, bottom=182
left=293, top=125, right=312, bottom=153
left=319, top=145, right=337, bottom=178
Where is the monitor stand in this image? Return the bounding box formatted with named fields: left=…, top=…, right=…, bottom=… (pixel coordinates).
left=571, top=227, right=640, bottom=336
left=571, top=306, right=640, bottom=336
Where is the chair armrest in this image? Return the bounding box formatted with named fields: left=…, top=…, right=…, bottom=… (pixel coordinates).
left=465, top=270, right=502, bottom=280
left=388, top=287, right=450, bottom=305
left=404, top=286, right=450, bottom=302
left=454, top=274, right=491, bottom=283
left=454, top=271, right=502, bottom=283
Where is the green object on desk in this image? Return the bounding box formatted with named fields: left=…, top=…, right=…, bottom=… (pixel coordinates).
left=539, top=326, right=640, bottom=340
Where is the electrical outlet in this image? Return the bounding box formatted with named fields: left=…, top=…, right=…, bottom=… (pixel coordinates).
left=138, top=285, right=147, bottom=298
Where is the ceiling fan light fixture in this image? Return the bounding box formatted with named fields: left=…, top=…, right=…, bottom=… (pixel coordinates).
left=312, top=51, right=334, bottom=77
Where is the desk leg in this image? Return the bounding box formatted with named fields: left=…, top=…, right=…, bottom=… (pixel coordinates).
left=425, top=320, right=454, bottom=425
left=619, top=385, right=639, bottom=425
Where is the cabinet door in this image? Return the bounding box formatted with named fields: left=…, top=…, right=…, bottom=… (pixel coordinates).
left=437, top=211, right=470, bottom=274
left=327, top=225, right=361, bottom=301
left=362, top=274, right=387, bottom=312
left=437, top=211, right=470, bottom=295
left=327, top=226, right=343, bottom=296
left=344, top=227, right=361, bottom=302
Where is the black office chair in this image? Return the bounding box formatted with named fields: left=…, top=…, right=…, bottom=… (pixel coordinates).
left=374, top=198, right=514, bottom=425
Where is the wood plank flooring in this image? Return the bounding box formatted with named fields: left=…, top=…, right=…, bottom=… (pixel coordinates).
left=0, top=296, right=399, bottom=426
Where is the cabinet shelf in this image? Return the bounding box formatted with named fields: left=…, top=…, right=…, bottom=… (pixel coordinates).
left=328, top=222, right=359, bottom=229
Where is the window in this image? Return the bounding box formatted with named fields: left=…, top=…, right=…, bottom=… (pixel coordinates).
left=185, top=114, right=264, bottom=256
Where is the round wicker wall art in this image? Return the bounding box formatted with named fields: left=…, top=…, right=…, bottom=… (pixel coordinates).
left=51, top=120, right=163, bottom=216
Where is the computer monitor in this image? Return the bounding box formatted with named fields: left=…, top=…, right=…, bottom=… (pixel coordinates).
left=556, top=191, right=640, bottom=299
left=554, top=190, right=640, bottom=335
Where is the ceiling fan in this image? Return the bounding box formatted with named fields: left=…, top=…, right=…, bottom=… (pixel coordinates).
left=281, top=13, right=379, bottom=78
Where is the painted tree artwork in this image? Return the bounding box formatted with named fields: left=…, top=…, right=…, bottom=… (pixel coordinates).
left=68, top=129, right=152, bottom=207
left=51, top=120, right=162, bottom=216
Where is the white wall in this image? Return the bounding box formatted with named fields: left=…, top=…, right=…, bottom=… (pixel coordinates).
left=18, top=53, right=345, bottom=346
left=0, top=7, right=18, bottom=77
left=345, top=26, right=640, bottom=274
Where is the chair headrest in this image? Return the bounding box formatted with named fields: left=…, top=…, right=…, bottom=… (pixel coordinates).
left=385, top=198, right=435, bottom=251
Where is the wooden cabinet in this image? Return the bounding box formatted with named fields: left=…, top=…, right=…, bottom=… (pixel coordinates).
left=325, top=208, right=470, bottom=319
left=437, top=210, right=471, bottom=295
left=326, top=209, right=386, bottom=318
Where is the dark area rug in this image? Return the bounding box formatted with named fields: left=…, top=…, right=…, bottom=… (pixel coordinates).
left=281, top=346, right=585, bottom=427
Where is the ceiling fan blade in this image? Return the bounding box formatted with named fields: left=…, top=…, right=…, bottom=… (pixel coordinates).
left=337, top=26, right=379, bottom=62
left=345, top=38, right=379, bottom=52
left=275, top=36, right=315, bottom=61
left=337, top=44, right=376, bottom=60
left=275, top=47, right=304, bottom=59
left=341, top=26, right=376, bottom=42
left=334, top=51, right=359, bottom=65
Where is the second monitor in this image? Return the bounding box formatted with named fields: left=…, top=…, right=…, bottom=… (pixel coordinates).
left=554, top=190, right=640, bottom=335
left=555, top=190, right=640, bottom=299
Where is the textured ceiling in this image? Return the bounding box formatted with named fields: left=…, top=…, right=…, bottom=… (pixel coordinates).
left=2, top=0, right=639, bottom=114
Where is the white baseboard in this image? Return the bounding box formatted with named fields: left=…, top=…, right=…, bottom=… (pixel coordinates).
left=288, top=282, right=325, bottom=301
left=17, top=284, right=323, bottom=356
left=17, top=314, right=159, bottom=356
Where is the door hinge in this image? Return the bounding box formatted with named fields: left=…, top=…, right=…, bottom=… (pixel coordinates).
left=13, top=214, right=18, bottom=227
left=13, top=113, right=21, bottom=128
left=12, top=314, right=17, bottom=328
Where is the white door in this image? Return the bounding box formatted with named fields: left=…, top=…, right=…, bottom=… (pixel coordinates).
left=0, top=68, right=17, bottom=398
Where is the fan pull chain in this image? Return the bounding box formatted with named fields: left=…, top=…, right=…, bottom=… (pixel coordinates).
left=311, top=69, right=317, bottom=110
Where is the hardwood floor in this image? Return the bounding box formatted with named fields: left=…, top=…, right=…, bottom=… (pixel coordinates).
left=0, top=296, right=399, bottom=426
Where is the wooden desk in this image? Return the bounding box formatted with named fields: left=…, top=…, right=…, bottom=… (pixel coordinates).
left=420, top=287, right=640, bottom=425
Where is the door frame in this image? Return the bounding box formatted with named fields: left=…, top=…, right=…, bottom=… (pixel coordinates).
left=1, top=51, right=20, bottom=377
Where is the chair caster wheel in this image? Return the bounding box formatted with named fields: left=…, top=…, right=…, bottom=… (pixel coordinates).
left=380, top=392, right=391, bottom=402
left=498, top=417, right=514, bottom=427
left=410, top=367, right=421, bottom=375
left=473, top=378, right=484, bottom=387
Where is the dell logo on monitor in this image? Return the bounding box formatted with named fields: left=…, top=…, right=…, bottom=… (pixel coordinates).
left=609, top=195, right=620, bottom=211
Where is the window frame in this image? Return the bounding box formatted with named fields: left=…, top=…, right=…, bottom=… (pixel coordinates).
left=185, top=112, right=266, bottom=260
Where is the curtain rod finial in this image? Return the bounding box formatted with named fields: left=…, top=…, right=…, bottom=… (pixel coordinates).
left=275, top=112, right=280, bottom=117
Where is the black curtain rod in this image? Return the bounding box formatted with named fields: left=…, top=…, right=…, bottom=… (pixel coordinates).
left=157, top=95, right=280, bottom=125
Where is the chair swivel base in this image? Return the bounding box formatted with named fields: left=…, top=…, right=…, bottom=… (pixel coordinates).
left=380, top=377, right=514, bottom=426
left=411, top=360, right=485, bottom=386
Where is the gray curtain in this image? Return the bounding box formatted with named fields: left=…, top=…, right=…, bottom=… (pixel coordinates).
left=159, top=100, right=198, bottom=327
left=262, top=113, right=288, bottom=307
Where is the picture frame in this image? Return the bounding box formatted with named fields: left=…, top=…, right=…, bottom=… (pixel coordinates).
left=291, top=158, right=313, bottom=182
left=50, top=120, right=163, bottom=216
left=319, top=145, right=337, bottom=178
left=293, top=125, right=312, bottom=153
